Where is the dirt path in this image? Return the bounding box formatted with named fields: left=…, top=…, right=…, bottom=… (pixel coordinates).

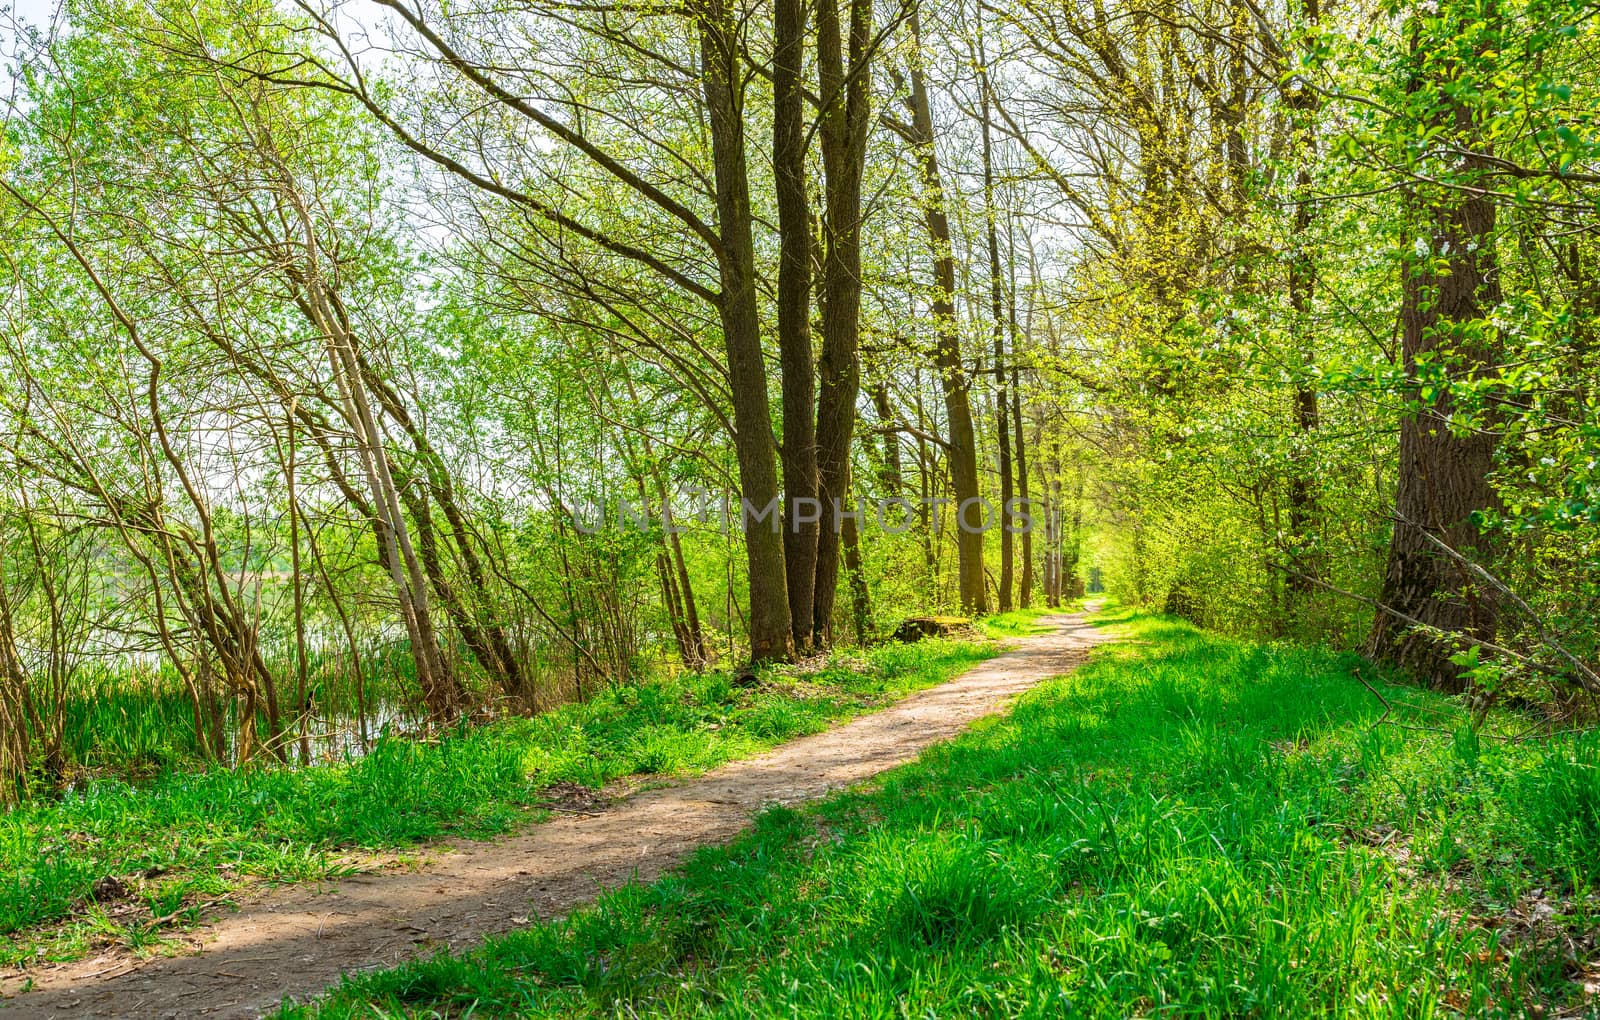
left=1, top=613, right=1109, bottom=1019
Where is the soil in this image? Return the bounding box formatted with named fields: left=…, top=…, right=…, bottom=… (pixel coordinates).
left=0, top=611, right=1109, bottom=1019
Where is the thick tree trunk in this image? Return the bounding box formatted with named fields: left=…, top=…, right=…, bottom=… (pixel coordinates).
left=772, top=0, right=818, bottom=651
left=1368, top=209, right=1501, bottom=685
left=905, top=8, right=987, bottom=614
left=700, top=0, right=795, bottom=662
left=1367, top=14, right=1502, bottom=691
left=811, top=0, right=874, bottom=645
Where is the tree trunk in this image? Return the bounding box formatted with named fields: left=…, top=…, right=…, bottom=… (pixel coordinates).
left=0, top=566, right=30, bottom=804
left=670, top=525, right=708, bottom=667
left=284, top=405, right=312, bottom=765
left=976, top=26, right=1013, bottom=611
left=915, top=381, right=937, bottom=574
left=700, top=0, right=795, bottom=662
left=310, top=282, right=462, bottom=721
left=904, top=6, right=987, bottom=614
left=360, top=362, right=530, bottom=702
left=1043, top=439, right=1062, bottom=606
left=1285, top=0, right=1322, bottom=599
left=657, top=548, right=694, bottom=669
left=1067, top=470, right=1085, bottom=597
left=840, top=465, right=873, bottom=642
left=1012, top=381, right=1031, bottom=607
left=811, top=0, right=874, bottom=645
left=772, top=0, right=818, bottom=651
left=1013, top=236, right=1036, bottom=607
left=1367, top=10, right=1502, bottom=692
left=1042, top=468, right=1059, bottom=607
left=871, top=382, right=904, bottom=496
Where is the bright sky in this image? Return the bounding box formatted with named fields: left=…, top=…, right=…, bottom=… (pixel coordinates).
left=2, top=0, right=399, bottom=74
left=3, top=0, right=61, bottom=36
left=2, top=0, right=63, bottom=64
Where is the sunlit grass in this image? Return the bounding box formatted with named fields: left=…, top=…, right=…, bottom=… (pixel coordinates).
left=0, top=637, right=996, bottom=965
left=977, top=606, right=1057, bottom=638
left=282, top=613, right=1600, bottom=1018
left=43, top=646, right=433, bottom=786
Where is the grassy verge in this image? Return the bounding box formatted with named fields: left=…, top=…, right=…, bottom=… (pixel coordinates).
left=0, top=637, right=996, bottom=967
left=284, top=611, right=1600, bottom=1018
left=978, top=598, right=1110, bottom=640
left=976, top=606, right=1059, bottom=638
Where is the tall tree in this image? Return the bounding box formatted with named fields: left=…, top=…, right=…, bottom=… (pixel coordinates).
left=772, top=0, right=819, bottom=651
left=699, top=0, right=798, bottom=660
left=975, top=14, right=1014, bottom=611
left=1368, top=4, right=1503, bottom=690
left=316, top=0, right=799, bottom=660
left=901, top=4, right=987, bottom=614
left=1284, top=0, right=1323, bottom=603
left=810, top=0, right=876, bottom=642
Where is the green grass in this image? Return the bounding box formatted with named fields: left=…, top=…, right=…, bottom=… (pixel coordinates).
left=280, top=612, right=1600, bottom=1018
left=37, top=645, right=433, bottom=786
left=979, top=597, right=1114, bottom=640
left=978, top=606, right=1060, bottom=638
left=0, top=637, right=995, bottom=966
left=54, top=664, right=208, bottom=780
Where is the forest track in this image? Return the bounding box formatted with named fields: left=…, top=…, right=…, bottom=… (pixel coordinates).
left=0, top=612, right=1110, bottom=1019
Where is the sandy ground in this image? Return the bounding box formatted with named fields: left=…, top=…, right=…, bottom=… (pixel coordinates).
left=0, top=612, right=1110, bottom=1019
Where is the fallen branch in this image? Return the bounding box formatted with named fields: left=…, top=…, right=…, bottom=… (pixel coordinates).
left=1264, top=561, right=1571, bottom=684
left=1402, top=520, right=1600, bottom=695
left=1352, top=666, right=1527, bottom=743
left=1352, top=666, right=1392, bottom=727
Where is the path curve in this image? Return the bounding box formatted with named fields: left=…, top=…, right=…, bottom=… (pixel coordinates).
left=2, top=613, right=1109, bottom=1019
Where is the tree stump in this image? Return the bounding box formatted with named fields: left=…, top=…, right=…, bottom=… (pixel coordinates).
left=892, top=615, right=972, bottom=642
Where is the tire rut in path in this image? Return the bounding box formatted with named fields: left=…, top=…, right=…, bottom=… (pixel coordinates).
left=1, top=613, right=1110, bottom=1019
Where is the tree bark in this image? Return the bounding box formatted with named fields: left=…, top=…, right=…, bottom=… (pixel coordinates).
left=307, top=280, right=462, bottom=720
left=871, top=382, right=904, bottom=496
left=0, top=560, right=31, bottom=803
left=1014, top=237, right=1038, bottom=607
left=700, top=0, right=795, bottom=662
left=811, top=0, right=874, bottom=644
left=359, top=361, right=530, bottom=702
left=903, top=6, right=987, bottom=614
left=840, top=465, right=873, bottom=642
left=1367, top=11, right=1503, bottom=691
left=1012, top=379, right=1031, bottom=608
left=976, top=24, right=1014, bottom=611
left=1285, top=0, right=1322, bottom=599
left=773, top=0, right=818, bottom=651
